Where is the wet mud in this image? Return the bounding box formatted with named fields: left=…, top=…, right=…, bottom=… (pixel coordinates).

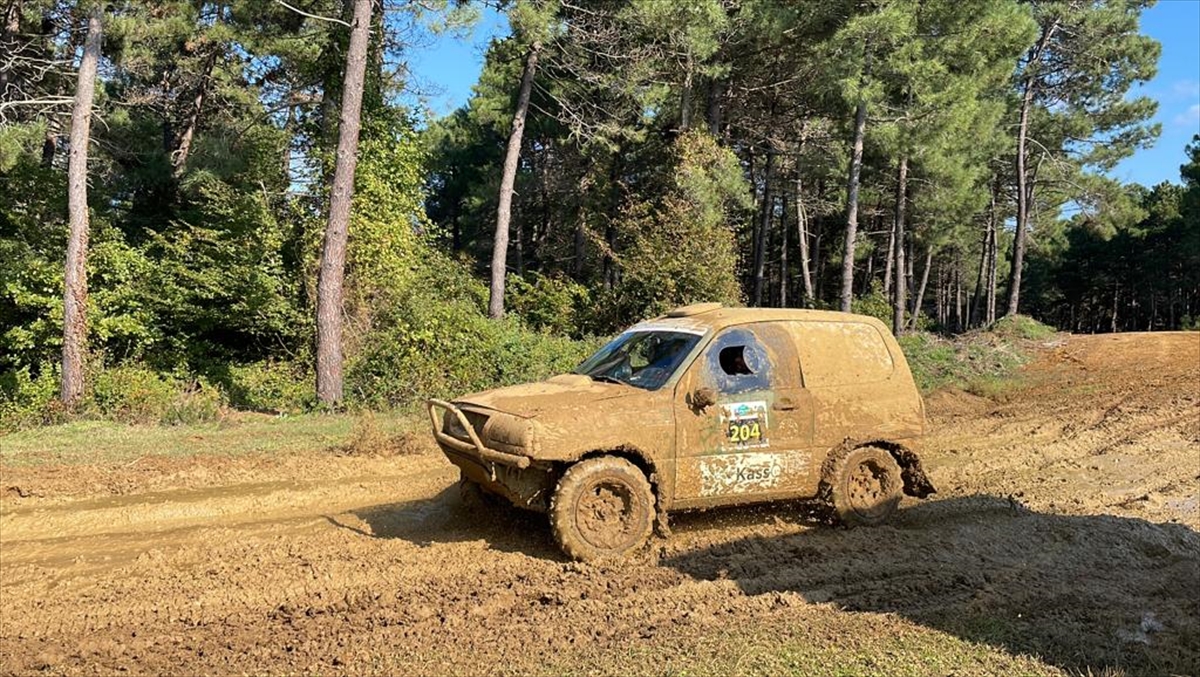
left=2, top=332, right=1197, bottom=676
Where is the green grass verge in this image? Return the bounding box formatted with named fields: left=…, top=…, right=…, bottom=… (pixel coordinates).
left=0, top=410, right=427, bottom=466
left=900, top=315, right=1057, bottom=396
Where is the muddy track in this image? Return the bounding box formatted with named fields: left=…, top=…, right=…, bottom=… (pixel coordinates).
left=2, top=332, right=1198, bottom=676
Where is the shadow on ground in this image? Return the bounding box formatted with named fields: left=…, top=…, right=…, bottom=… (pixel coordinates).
left=331, top=484, right=836, bottom=561
left=327, top=485, right=565, bottom=559
left=663, top=495, right=1200, bottom=677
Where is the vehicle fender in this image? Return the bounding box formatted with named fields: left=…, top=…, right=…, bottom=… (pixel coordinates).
left=573, top=445, right=673, bottom=512
left=820, top=438, right=936, bottom=499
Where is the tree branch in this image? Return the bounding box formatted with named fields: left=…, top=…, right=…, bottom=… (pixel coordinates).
left=273, top=0, right=351, bottom=27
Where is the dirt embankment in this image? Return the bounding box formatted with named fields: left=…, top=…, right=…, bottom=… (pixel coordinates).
left=1, top=332, right=1197, bottom=676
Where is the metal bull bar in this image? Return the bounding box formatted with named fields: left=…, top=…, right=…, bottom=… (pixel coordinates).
left=426, top=399, right=532, bottom=469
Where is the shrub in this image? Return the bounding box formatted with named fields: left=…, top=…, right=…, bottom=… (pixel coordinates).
left=505, top=272, right=592, bottom=337
left=89, top=364, right=224, bottom=425
left=0, top=364, right=62, bottom=430
left=851, top=280, right=893, bottom=327
left=346, top=292, right=598, bottom=409
left=215, top=360, right=313, bottom=414
left=2, top=361, right=226, bottom=430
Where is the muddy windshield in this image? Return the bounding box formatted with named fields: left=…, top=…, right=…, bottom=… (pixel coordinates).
left=576, top=330, right=702, bottom=391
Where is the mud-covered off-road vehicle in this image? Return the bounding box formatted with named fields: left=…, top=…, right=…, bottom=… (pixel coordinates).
left=428, top=303, right=935, bottom=561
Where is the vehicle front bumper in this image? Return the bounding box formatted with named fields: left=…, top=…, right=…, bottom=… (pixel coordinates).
left=426, top=399, right=554, bottom=511
left=426, top=398, right=533, bottom=469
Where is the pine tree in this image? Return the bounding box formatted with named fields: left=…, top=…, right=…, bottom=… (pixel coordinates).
left=315, top=0, right=372, bottom=406
left=1006, top=0, right=1160, bottom=315
left=61, top=3, right=102, bottom=406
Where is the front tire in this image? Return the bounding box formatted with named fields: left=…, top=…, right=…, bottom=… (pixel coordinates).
left=550, top=456, right=655, bottom=562
left=822, top=445, right=903, bottom=527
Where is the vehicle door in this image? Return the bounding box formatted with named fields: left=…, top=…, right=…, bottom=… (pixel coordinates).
left=672, top=323, right=813, bottom=505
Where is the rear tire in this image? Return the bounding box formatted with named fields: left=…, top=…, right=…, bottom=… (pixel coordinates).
left=821, top=445, right=903, bottom=527
left=550, top=456, right=655, bottom=562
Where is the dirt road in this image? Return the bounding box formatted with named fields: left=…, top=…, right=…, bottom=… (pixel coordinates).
left=2, top=332, right=1198, bottom=676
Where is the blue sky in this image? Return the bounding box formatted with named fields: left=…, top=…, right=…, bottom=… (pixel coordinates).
left=402, top=6, right=509, bottom=117
left=1111, top=0, right=1200, bottom=187
left=407, top=1, right=1200, bottom=188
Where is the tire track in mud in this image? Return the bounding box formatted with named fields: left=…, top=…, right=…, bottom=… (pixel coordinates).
left=924, top=333, right=1200, bottom=529
left=2, top=332, right=1198, bottom=676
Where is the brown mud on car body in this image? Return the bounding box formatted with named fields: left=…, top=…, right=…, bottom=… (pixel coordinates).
left=428, top=303, right=935, bottom=561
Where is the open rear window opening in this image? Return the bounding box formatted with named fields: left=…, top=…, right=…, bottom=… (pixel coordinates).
left=719, top=345, right=754, bottom=375
left=707, top=328, right=773, bottom=394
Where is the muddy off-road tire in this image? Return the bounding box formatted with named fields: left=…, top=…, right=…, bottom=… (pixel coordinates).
left=821, top=445, right=904, bottom=527
left=550, top=456, right=655, bottom=562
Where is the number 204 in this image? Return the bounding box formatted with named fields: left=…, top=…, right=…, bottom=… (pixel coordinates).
left=728, top=421, right=761, bottom=443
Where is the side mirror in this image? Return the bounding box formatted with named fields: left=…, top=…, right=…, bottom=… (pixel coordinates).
left=692, top=386, right=718, bottom=409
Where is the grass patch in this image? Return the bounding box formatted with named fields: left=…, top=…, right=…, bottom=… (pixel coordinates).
left=991, top=314, right=1057, bottom=341
left=900, top=315, right=1057, bottom=396
left=0, top=410, right=429, bottom=467
left=335, top=411, right=428, bottom=457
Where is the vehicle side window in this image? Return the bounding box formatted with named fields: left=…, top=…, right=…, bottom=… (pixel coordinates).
left=705, top=328, right=771, bottom=394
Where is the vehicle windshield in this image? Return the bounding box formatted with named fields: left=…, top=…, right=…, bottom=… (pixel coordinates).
left=575, top=330, right=702, bottom=391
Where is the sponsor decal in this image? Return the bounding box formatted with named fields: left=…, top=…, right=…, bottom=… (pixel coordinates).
left=720, top=400, right=769, bottom=449
left=696, top=450, right=812, bottom=497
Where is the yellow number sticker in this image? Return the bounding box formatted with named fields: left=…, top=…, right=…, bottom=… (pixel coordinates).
left=728, top=421, right=762, bottom=444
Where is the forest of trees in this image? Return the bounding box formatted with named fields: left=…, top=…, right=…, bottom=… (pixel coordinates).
left=1, top=0, right=1197, bottom=418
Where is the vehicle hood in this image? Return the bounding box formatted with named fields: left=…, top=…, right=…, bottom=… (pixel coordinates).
left=455, top=374, right=642, bottom=419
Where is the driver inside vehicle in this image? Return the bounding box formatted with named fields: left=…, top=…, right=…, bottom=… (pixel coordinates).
left=577, top=330, right=700, bottom=390
left=628, top=336, right=692, bottom=386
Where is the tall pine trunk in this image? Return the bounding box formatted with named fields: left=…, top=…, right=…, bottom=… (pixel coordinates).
left=813, top=231, right=824, bottom=300
left=753, top=151, right=774, bottom=306
left=970, top=200, right=993, bottom=327
left=171, top=49, right=218, bottom=178
left=891, top=156, right=908, bottom=336
left=795, top=176, right=814, bottom=304
left=1007, top=20, right=1057, bottom=317
left=883, top=226, right=895, bottom=297
left=954, top=253, right=963, bottom=331
left=60, top=7, right=102, bottom=406
left=779, top=194, right=788, bottom=308
left=910, top=247, right=932, bottom=329
left=986, top=219, right=998, bottom=325
left=1008, top=81, right=1035, bottom=317
left=317, top=0, right=357, bottom=155
left=488, top=41, right=541, bottom=318
left=936, top=263, right=945, bottom=326
left=840, top=98, right=867, bottom=313
left=315, top=0, right=371, bottom=406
